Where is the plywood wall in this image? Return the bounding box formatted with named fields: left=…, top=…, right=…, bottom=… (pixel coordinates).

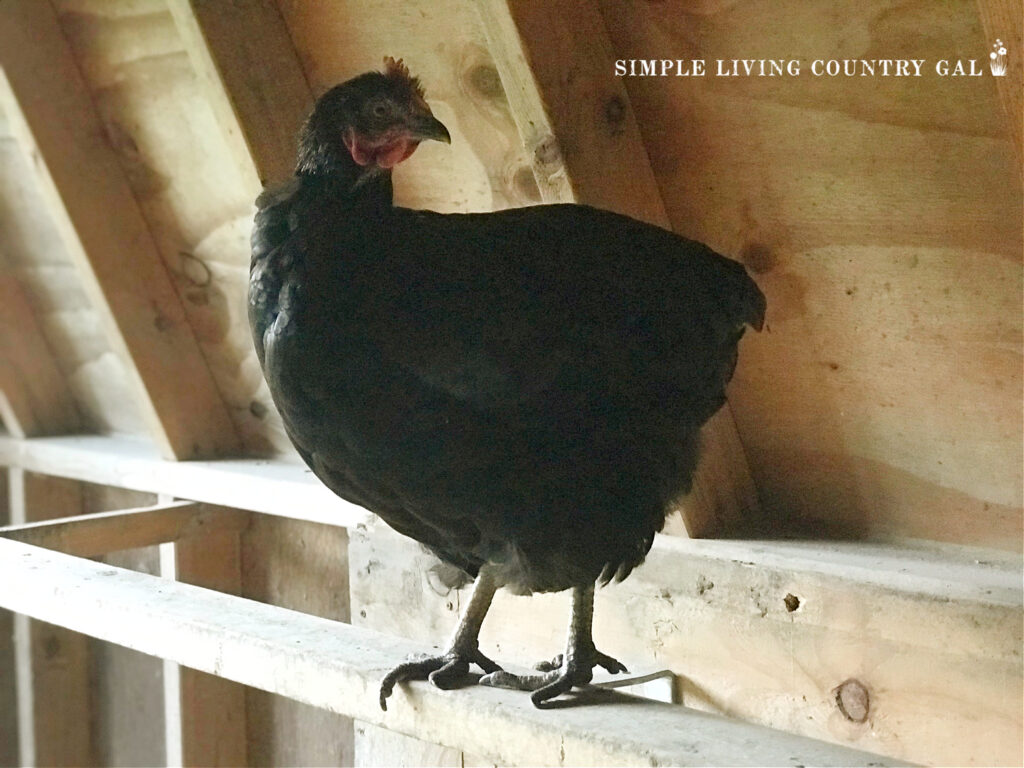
left=2, top=0, right=1017, bottom=548
left=0, top=1, right=1020, bottom=766
left=598, top=0, right=1023, bottom=549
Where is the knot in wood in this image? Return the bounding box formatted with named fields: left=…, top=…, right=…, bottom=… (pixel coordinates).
left=512, top=166, right=540, bottom=201
left=834, top=678, right=870, bottom=723
left=533, top=136, right=562, bottom=167
left=603, top=95, right=627, bottom=135
left=468, top=64, right=504, bottom=99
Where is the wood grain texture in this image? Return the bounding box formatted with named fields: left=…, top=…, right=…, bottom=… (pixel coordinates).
left=0, top=268, right=81, bottom=438
left=598, top=0, right=1023, bottom=549
left=8, top=469, right=92, bottom=768
left=0, top=536, right=906, bottom=768
left=476, top=0, right=760, bottom=537
left=167, top=0, right=314, bottom=190
left=240, top=514, right=354, bottom=767
left=0, top=112, right=145, bottom=438
left=47, top=0, right=292, bottom=457
left=976, top=0, right=1023, bottom=165
left=0, top=0, right=240, bottom=460
left=351, top=524, right=1022, bottom=766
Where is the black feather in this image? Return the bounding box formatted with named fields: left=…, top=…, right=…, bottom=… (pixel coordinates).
left=250, top=72, right=764, bottom=596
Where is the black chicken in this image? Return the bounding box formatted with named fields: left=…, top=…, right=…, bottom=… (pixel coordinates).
left=249, top=58, right=764, bottom=709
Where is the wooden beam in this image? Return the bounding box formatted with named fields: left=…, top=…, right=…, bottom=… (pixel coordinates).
left=166, top=0, right=315, bottom=190
left=8, top=469, right=92, bottom=768
left=0, top=469, right=17, bottom=768
left=0, top=0, right=240, bottom=460
left=0, top=537, right=905, bottom=768
left=240, top=512, right=355, bottom=765
left=351, top=524, right=1022, bottom=766
left=476, top=0, right=760, bottom=536
left=3, top=436, right=1017, bottom=763
left=159, top=495, right=247, bottom=767
left=0, top=434, right=371, bottom=528
left=70, top=485, right=165, bottom=767
left=0, top=501, right=249, bottom=558
left=0, top=265, right=80, bottom=438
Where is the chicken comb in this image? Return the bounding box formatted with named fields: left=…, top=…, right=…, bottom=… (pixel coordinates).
left=383, top=56, right=426, bottom=100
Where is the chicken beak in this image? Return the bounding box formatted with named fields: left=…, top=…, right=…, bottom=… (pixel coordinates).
left=409, top=112, right=451, bottom=144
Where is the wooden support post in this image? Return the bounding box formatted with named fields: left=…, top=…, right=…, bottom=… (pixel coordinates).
left=166, top=0, right=315, bottom=190
left=0, top=266, right=80, bottom=438
left=240, top=514, right=354, bottom=766
left=0, top=469, right=17, bottom=768
left=0, top=1, right=240, bottom=460
left=8, top=469, right=92, bottom=767
left=159, top=495, right=248, bottom=767
left=476, top=0, right=760, bottom=536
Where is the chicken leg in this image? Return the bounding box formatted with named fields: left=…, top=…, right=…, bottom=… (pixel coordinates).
left=479, top=584, right=627, bottom=706
left=379, top=566, right=501, bottom=710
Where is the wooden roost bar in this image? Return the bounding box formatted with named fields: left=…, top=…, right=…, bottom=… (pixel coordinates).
left=0, top=0, right=1020, bottom=766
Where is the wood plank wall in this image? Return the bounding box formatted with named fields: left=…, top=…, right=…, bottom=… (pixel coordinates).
left=0, top=0, right=1020, bottom=766
left=0, top=0, right=1014, bottom=546
left=597, top=0, right=1022, bottom=548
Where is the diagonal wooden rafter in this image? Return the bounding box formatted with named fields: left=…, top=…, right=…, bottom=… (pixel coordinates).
left=0, top=1, right=240, bottom=460
left=166, top=0, right=315, bottom=192
left=476, top=0, right=761, bottom=536
left=0, top=259, right=81, bottom=438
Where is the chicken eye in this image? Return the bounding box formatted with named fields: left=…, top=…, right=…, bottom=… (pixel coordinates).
left=371, top=102, right=388, bottom=118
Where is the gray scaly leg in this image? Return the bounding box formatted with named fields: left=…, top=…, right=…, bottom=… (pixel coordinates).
left=379, top=566, right=501, bottom=710
left=479, top=583, right=626, bottom=707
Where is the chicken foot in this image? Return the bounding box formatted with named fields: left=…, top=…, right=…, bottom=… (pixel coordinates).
left=379, top=566, right=501, bottom=710
left=479, top=583, right=627, bottom=707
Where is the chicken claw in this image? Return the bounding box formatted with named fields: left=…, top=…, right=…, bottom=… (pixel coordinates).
left=379, top=647, right=501, bottom=710
left=480, top=647, right=627, bottom=706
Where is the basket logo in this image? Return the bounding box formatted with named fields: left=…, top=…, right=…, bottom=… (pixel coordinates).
left=990, top=40, right=1008, bottom=76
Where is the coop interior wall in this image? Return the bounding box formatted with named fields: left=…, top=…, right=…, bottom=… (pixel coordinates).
left=0, top=0, right=1020, bottom=765
left=1, top=0, right=1018, bottom=547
